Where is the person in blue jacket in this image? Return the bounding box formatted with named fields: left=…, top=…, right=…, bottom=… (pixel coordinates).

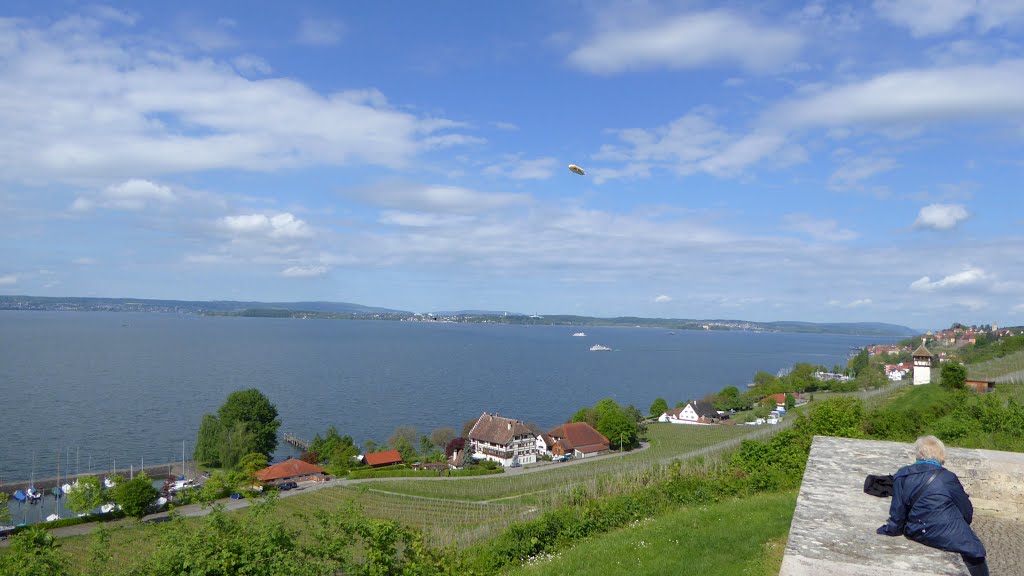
left=877, top=435, right=988, bottom=576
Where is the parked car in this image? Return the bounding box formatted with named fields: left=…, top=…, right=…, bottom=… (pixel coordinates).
left=230, top=493, right=244, bottom=499
left=277, top=481, right=298, bottom=491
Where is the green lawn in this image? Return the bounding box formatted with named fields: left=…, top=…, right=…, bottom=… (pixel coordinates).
left=508, top=490, right=797, bottom=576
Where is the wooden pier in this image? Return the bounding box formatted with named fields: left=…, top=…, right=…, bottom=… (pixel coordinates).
left=283, top=433, right=309, bottom=452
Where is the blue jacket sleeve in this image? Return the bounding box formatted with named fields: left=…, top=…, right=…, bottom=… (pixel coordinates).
left=944, top=473, right=974, bottom=525
left=878, top=475, right=908, bottom=535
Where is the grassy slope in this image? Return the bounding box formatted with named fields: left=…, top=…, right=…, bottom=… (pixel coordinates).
left=509, top=491, right=797, bottom=576
left=969, top=349, right=1024, bottom=382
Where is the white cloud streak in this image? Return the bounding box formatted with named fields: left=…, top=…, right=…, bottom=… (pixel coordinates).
left=873, top=0, right=1024, bottom=37
left=569, top=11, right=803, bottom=74
left=783, top=214, right=859, bottom=242
left=219, top=213, right=313, bottom=240
left=71, top=179, right=176, bottom=211
left=0, top=274, right=17, bottom=285
left=281, top=265, right=328, bottom=278
left=914, top=203, right=970, bottom=230
left=296, top=17, right=345, bottom=46
left=347, top=184, right=531, bottom=214
left=910, top=267, right=988, bottom=291
left=654, top=294, right=672, bottom=303
left=0, top=15, right=475, bottom=185
left=483, top=156, right=558, bottom=180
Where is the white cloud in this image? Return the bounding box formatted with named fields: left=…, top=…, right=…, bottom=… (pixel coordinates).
left=0, top=274, right=17, bottom=285
left=491, top=121, right=519, bottom=131
left=594, top=112, right=792, bottom=180
left=1013, top=303, right=1024, bottom=314
left=232, top=55, right=272, bottom=76
left=297, top=17, right=345, bottom=46
left=281, top=265, right=328, bottom=278
left=873, top=0, right=1024, bottom=37
left=71, top=179, right=176, bottom=211
left=654, top=294, right=672, bottom=303
left=770, top=60, right=1024, bottom=130
left=914, top=203, right=970, bottom=230
left=73, top=257, right=97, bottom=265
left=0, top=15, right=475, bottom=185
left=829, top=156, right=897, bottom=191
left=846, top=298, right=873, bottom=308
left=378, top=211, right=475, bottom=228
left=910, top=267, right=987, bottom=291
left=348, top=184, right=530, bottom=214
left=783, top=213, right=859, bottom=242
left=219, top=213, right=313, bottom=240
left=569, top=11, right=803, bottom=74
left=483, top=155, right=558, bottom=180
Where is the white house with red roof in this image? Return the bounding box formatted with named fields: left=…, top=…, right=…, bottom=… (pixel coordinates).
left=659, top=400, right=719, bottom=425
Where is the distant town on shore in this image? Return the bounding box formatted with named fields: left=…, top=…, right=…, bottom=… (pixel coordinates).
left=0, top=295, right=919, bottom=337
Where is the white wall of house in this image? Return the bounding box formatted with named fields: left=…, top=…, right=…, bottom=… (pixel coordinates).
left=535, top=435, right=549, bottom=456
left=470, top=434, right=538, bottom=466
left=913, top=359, right=931, bottom=385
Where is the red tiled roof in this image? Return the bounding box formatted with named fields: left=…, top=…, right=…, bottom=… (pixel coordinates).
left=255, top=458, right=326, bottom=482
left=364, top=449, right=403, bottom=467
left=548, top=422, right=609, bottom=452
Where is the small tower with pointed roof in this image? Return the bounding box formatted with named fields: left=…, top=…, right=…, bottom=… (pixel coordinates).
left=912, top=343, right=933, bottom=385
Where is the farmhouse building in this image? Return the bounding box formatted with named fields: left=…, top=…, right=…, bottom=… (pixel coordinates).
left=467, top=412, right=538, bottom=466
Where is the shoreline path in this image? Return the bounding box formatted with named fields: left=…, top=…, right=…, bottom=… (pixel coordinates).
left=3, top=440, right=654, bottom=546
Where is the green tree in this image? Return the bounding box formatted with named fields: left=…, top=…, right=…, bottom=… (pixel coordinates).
left=110, top=472, right=159, bottom=518
left=805, top=397, right=864, bottom=438
left=785, top=393, right=797, bottom=410
left=849, top=349, right=870, bottom=377
left=388, top=426, right=419, bottom=451
left=0, top=526, right=71, bottom=576
left=592, top=399, right=638, bottom=449
left=649, top=397, right=668, bottom=417
left=571, top=407, right=598, bottom=427
left=429, top=427, right=456, bottom=451
left=419, top=434, right=434, bottom=457
left=237, top=452, right=270, bottom=476
left=65, top=475, right=106, bottom=516
left=753, top=370, right=779, bottom=387
left=941, top=362, right=967, bottom=390
left=217, top=388, right=281, bottom=457
left=193, top=413, right=222, bottom=466
left=219, top=419, right=257, bottom=470
left=0, top=491, right=9, bottom=525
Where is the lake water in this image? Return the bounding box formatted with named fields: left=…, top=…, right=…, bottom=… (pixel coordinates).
left=0, top=311, right=890, bottom=486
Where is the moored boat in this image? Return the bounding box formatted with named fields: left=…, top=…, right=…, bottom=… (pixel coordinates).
left=572, top=332, right=586, bottom=337
left=589, top=344, right=611, bottom=351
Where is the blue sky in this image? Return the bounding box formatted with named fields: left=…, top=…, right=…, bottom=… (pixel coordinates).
left=2, top=1, right=1023, bottom=329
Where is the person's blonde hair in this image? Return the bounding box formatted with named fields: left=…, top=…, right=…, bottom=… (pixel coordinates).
left=915, top=435, right=946, bottom=463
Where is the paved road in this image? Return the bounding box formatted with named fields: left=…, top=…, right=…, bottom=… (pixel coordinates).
left=2, top=442, right=650, bottom=546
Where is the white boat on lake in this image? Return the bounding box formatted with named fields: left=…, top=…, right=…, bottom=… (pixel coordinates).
left=572, top=332, right=587, bottom=337
left=590, top=344, right=611, bottom=351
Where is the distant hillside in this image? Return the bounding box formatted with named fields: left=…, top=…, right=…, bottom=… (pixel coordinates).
left=0, top=295, right=409, bottom=315
left=762, top=321, right=918, bottom=337
left=0, top=295, right=917, bottom=336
